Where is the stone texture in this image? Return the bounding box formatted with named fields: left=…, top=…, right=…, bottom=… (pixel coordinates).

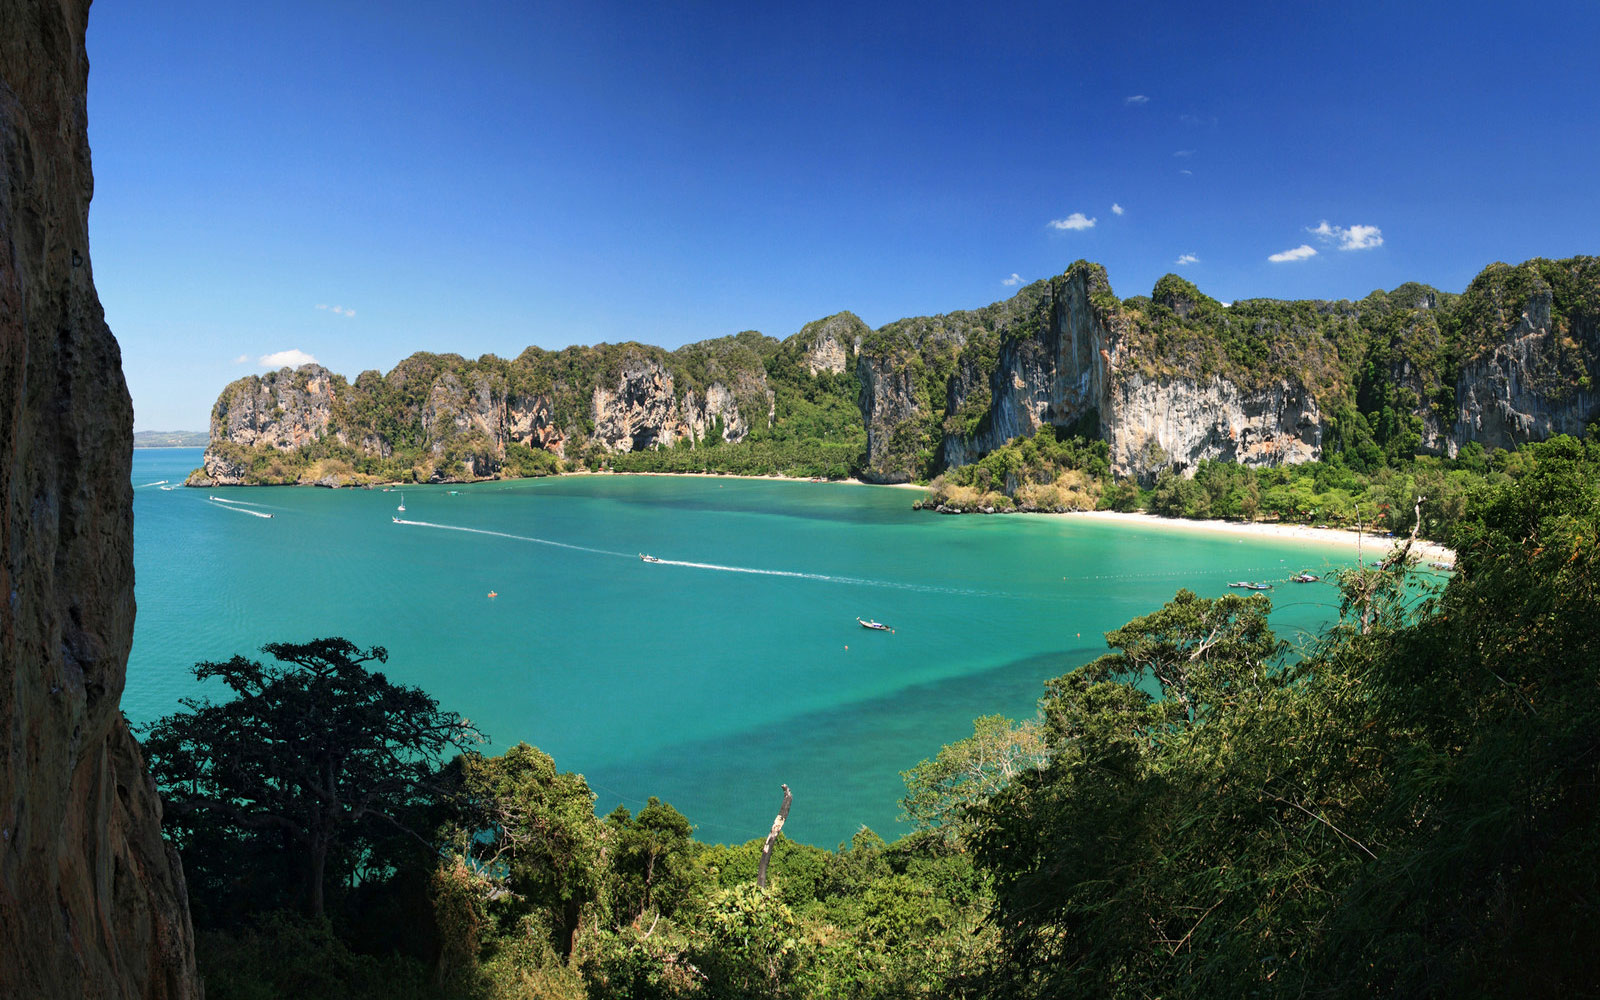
left=211, top=364, right=338, bottom=450
left=1453, top=287, right=1599, bottom=451
left=927, top=268, right=1323, bottom=481
left=0, top=1, right=200, bottom=996
left=591, top=357, right=684, bottom=452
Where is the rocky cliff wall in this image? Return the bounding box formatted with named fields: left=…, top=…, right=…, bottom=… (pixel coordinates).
left=923, top=265, right=1325, bottom=481
left=200, top=343, right=770, bottom=483
left=1452, top=285, right=1599, bottom=450
left=0, top=1, right=200, bottom=996
left=198, top=257, right=1598, bottom=487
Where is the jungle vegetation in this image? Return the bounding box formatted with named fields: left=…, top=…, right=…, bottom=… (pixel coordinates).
left=146, top=433, right=1600, bottom=998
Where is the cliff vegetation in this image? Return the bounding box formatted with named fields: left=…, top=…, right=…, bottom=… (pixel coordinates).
left=193, top=257, right=1600, bottom=496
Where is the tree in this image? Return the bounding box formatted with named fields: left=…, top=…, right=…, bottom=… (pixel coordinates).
left=446, top=742, right=606, bottom=959
left=606, top=796, right=699, bottom=923
left=900, top=715, right=1049, bottom=842
left=143, top=637, right=481, bottom=922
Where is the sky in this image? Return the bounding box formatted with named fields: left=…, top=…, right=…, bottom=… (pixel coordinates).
left=86, top=1, right=1600, bottom=432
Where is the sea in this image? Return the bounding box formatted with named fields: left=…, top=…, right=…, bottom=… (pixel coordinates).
left=129, top=448, right=1373, bottom=848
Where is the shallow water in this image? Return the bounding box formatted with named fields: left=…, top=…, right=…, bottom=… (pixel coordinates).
left=130, top=449, right=1367, bottom=846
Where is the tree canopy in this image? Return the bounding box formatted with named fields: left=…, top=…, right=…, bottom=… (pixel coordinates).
left=142, top=637, right=482, bottom=923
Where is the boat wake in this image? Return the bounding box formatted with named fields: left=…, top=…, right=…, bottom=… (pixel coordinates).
left=649, top=557, right=981, bottom=596
left=393, top=518, right=986, bottom=595
left=208, top=496, right=270, bottom=509
left=392, top=519, right=630, bottom=558
left=137, top=480, right=168, bottom=488
left=209, top=500, right=273, bottom=519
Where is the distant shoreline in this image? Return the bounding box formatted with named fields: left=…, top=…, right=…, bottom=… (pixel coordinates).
left=181, top=461, right=1457, bottom=563
left=585, top=470, right=1455, bottom=562
left=1057, top=509, right=1456, bottom=563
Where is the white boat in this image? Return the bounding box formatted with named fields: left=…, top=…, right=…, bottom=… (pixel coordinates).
left=397, top=492, right=406, bottom=512
left=639, top=553, right=661, bottom=563
left=857, top=617, right=893, bottom=632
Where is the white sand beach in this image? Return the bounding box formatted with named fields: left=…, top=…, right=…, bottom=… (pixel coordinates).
left=1062, top=509, right=1456, bottom=564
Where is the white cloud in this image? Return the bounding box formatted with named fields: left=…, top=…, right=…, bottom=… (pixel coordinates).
left=1340, top=224, right=1383, bottom=250
left=1178, top=169, right=1193, bottom=176
left=1049, top=212, right=1097, bottom=231
left=1173, top=149, right=1194, bottom=158
left=1111, top=203, right=1124, bottom=215
left=1125, top=94, right=1149, bottom=105
left=259, top=349, right=319, bottom=368
left=316, top=303, right=357, bottom=317
left=1176, top=254, right=1199, bottom=266
left=1307, top=220, right=1384, bottom=251
left=1269, top=244, right=1318, bottom=263
left=1002, top=273, right=1023, bottom=286
left=232, top=354, right=250, bottom=364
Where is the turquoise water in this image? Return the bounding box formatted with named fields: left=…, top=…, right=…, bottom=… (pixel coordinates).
left=129, top=449, right=1365, bottom=847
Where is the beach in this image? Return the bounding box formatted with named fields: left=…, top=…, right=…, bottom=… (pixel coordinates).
left=1063, top=509, right=1456, bottom=564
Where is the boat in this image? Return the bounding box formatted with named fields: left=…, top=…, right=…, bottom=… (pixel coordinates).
left=392, top=516, right=401, bottom=523
left=856, top=617, right=893, bottom=632
left=487, top=591, right=497, bottom=599
left=1227, top=581, right=1272, bottom=590
left=639, top=553, right=662, bottom=563
left=397, top=492, right=405, bottom=512
left=1291, top=573, right=1320, bottom=583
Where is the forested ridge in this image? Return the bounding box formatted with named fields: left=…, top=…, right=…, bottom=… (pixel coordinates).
left=198, top=256, right=1599, bottom=492
left=146, top=433, right=1600, bottom=998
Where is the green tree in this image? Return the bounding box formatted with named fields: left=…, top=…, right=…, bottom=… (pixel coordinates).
left=900, top=715, right=1048, bottom=842
left=143, top=638, right=482, bottom=923
left=447, top=742, right=606, bottom=959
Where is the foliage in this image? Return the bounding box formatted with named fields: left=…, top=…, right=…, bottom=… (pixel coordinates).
left=142, top=638, right=481, bottom=923
left=900, top=715, right=1048, bottom=842
left=162, top=433, right=1600, bottom=999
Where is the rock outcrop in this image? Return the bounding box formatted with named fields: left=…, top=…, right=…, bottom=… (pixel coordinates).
left=1, top=1, right=200, bottom=996
left=1452, top=279, right=1599, bottom=450
left=197, top=256, right=1598, bottom=488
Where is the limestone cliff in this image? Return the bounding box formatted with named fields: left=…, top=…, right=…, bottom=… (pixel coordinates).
left=861, top=258, right=1596, bottom=484
left=1450, top=260, right=1600, bottom=451
left=197, top=256, right=1598, bottom=488
left=197, top=334, right=783, bottom=485
left=1, top=1, right=200, bottom=996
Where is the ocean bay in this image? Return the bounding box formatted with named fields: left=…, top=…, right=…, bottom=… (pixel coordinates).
left=129, top=448, right=1360, bottom=846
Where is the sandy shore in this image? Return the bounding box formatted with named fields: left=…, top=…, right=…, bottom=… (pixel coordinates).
left=1063, top=509, right=1456, bottom=564
left=559, top=470, right=1456, bottom=563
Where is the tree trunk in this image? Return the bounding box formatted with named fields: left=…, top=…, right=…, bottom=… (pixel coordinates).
left=309, top=838, right=327, bottom=918
left=757, top=784, right=792, bottom=889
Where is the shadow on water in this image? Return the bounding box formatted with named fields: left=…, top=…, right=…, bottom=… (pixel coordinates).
left=582, top=643, right=1105, bottom=848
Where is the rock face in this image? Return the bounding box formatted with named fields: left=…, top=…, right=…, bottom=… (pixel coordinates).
left=591, top=357, right=686, bottom=452
left=1105, top=375, right=1321, bottom=480
left=0, top=2, right=200, bottom=997
left=860, top=258, right=1597, bottom=483
left=1452, top=284, right=1599, bottom=450
left=798, top=312, right=865, bottom=375
left=200, top=339, right=773, bottom=483
left=198, top=257, right=1598, bottom=488
left=864, top=264, right=1327, bottom=483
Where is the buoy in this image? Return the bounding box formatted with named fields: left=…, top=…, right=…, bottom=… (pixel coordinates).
left=487, top=591, right=498, bottom=599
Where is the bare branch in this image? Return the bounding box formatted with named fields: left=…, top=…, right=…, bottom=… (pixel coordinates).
left=757, top=784, right=792, bottom=889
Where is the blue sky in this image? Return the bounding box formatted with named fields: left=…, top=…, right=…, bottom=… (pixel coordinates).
left=87, top=1, right=1600, bottom=431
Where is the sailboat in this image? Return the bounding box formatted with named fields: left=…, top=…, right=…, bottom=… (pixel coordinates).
left=397, top=493, right=406, bottom=512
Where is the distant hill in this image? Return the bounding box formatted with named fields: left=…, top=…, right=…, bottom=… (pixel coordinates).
left=133, top=431, right=207, bottom=448
left=193, top=255, right=1600, bottom=486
